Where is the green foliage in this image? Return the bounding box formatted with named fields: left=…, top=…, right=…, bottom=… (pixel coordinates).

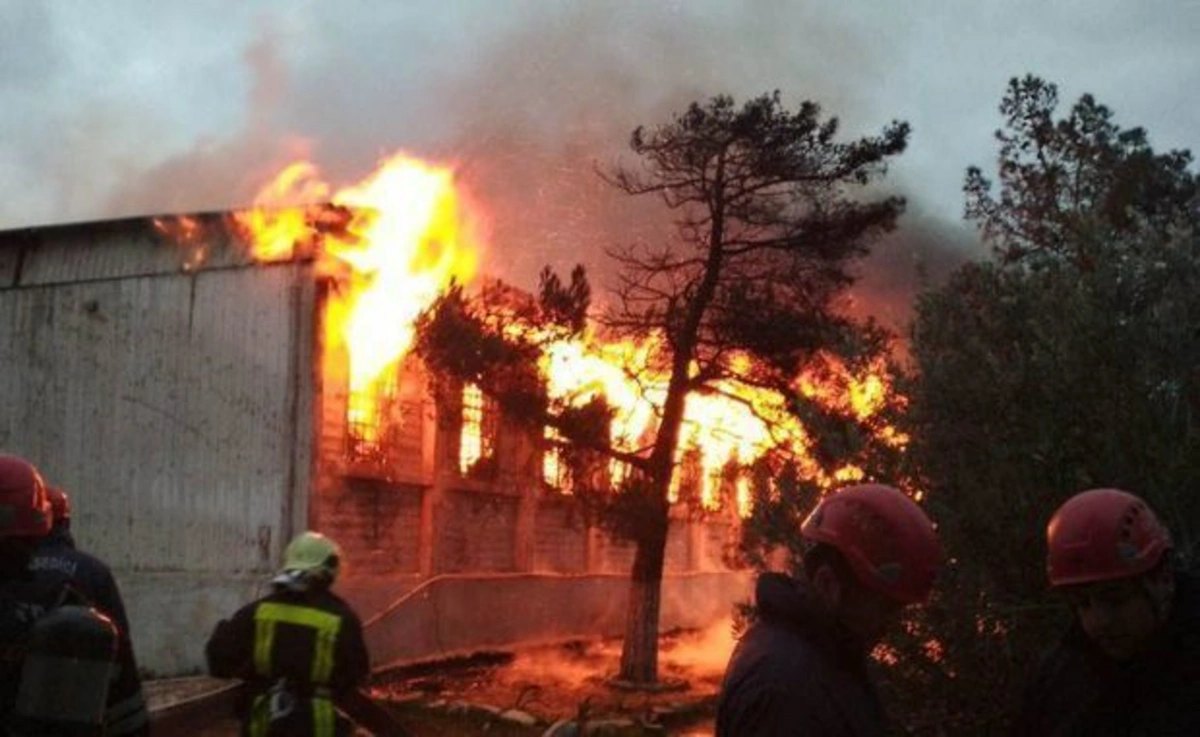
left=964, top=74, right=1199, bottom=267
left=608, top=91, right=910, bottom=385
left=905, top=75, right=1200, bottom=734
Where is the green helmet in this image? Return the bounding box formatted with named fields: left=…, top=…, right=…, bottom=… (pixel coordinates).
left=281, top=531, right=342, bottom=582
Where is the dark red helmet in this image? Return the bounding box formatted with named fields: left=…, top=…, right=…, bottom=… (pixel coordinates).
left=0, top=454, right=53, bottom=538
left=801, top=483, right=942, bottom=604
left=46, top=486, right=71, bottom=524
left=1046, top=488, right=1171, bottom=587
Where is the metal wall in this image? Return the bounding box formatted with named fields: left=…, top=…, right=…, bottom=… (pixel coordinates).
left=0, top=220, right=315, bottom=674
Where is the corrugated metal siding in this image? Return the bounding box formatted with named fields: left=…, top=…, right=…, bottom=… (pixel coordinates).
left=0, top=262, right=308, bottom=573
left=0, top=245, right=20, bottom=288
left=16, top=218, right=247, bottom=286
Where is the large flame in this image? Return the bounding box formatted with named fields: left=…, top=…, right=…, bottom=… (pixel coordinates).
left=539, top=331, right=902, bottom=514
left=234, top=153, right=481, bottom=441
left=225, top=150, right=900, bottom=515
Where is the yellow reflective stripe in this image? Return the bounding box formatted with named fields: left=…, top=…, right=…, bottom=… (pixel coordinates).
left=253, top=602, right=342, bottom=684
left=312, top=623, right=339, bottom=683
left=314, top=696, right=336, bottom=737
left=249, top=693, right=270, bottom=737
left=254, top=616, right=274, bottom=676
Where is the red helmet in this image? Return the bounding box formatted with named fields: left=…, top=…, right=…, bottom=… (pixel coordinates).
left=1046, top=488, right=1171, bottom=587
left=801, top=483, right=942, bottom=605
left=46, top=486, right=71, bottom=523
left=0, top=454, right=53, bottom=538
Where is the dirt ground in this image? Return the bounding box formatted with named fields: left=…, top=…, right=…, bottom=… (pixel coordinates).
left=370, top=624, right=730, bottom=734
left=147, top=624, right=731, bottom=735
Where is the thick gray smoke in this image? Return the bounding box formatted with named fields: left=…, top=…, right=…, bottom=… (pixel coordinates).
left=3, top=2, right=996, bottom=317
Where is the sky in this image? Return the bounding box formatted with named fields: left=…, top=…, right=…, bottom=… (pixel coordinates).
left=2, top=1, right=1198, bottom=321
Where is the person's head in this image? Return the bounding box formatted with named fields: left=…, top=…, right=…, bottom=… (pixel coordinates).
left=800, top=483, right=941, bottom=645
left=47, top=486, right=71, bottom=532
left=1047, top=488, right=1175, bottom=661
left=0, top=454, right=53, bottom=577
left=272, top=531, right=342, bottom=593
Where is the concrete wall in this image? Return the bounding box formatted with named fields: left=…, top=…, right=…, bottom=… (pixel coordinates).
left=314, top=344, right=751, bottom=670
left=356, top=571, right=752, bottom=670
left=0, top=218, right=314, bottom=676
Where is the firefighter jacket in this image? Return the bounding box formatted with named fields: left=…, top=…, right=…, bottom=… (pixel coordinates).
left=715, top=572, right=889, bottom=737
left=205, top=586, right=371, bottom=737
left=1011, top=571, right=1200, bottom=736
left=27, top=529, right=149, bottom=737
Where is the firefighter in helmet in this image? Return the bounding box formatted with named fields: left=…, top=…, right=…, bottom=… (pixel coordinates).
left=0, top=453, right=122, bottom=735
left=27, top=483, right=148, bottom=736
left=715, top=483, right=942, bottom=736
left=206, top=531, right=410, bottom=736
left=1012, top=488, right=1200, bottom=735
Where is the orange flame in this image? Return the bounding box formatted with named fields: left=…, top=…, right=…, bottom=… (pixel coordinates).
left=227, top=150, right=899, bottom=513
left=234, top=153, right=482, bottom=440
left=538, top=330, right=902, bottom=514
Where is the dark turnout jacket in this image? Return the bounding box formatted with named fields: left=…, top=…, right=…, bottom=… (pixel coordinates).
left=206, top=586, right=371, bottom=737
left=27, top=528, right=149, bottom=736
left=1012, top=572, right=1200, bottom=736
left=715, top=573, right=889, bottom=737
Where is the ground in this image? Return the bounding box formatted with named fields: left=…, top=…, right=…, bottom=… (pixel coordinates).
left=150, top=624, right=731, bottom=735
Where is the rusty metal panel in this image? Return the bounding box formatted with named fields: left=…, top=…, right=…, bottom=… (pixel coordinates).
left=0, top=262, right=311, bottom=574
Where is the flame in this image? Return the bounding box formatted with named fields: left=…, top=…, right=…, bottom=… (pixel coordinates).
left=153, top=215, right=210, bottom=271
left=234, top=153, right=482, bottom=444
left=225, top=150, right=900, bottom=513
left=537, top=330, right=903, bottom=514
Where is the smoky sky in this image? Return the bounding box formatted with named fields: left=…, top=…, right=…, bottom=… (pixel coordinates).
left=1, top=1, right=1196, bottom=318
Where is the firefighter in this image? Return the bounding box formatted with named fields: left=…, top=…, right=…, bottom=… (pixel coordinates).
left=0, top=453, right=120, bottom=735
left=28, top=483, right=148, bottom=736
left=44, top=485, right=76, bottom=544
left=206, top=530, right=410, bottom=737
left=1012, top=488, right=1200, bottom=735
left=715, top=483, right=942, bottom=737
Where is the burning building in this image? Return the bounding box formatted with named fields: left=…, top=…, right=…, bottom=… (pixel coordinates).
left=0, top=154, right=754, bottom=676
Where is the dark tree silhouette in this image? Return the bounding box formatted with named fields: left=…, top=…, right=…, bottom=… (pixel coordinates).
left=418, top=91, right=910, bottom=683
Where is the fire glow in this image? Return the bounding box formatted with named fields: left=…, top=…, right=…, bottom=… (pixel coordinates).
left=229, top=151, right=902, bottom=514
left=539, top=334, right=901, bottom=513
left=234, top=154, right=481, bottom=443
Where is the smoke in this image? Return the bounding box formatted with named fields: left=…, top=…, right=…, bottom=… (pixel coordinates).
left=662, top=617, right=738, bottom=679
left=846, top=205, right=982, bottom=331
left=6, top=2, right=978, bottom=321
left=102, top=26, right=310, bottom=219
left=506, top=638, right=622, bottom=687
left=423, top=2, right=887, bottom=293
left=496, top=618, right=735, bottom=690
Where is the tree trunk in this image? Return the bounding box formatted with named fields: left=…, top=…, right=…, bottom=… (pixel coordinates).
left=618, top=499, right=669, bottom=684
left=617, top=156, right=726, bottom=685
